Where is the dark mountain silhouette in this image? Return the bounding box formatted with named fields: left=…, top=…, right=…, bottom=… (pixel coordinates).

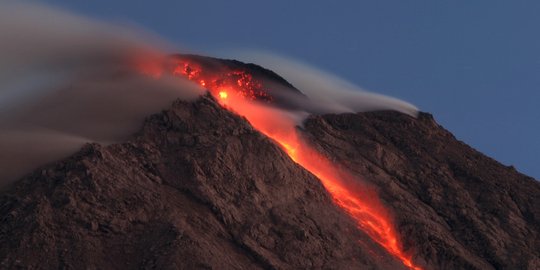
left=0, top=57, right=538, bottom=270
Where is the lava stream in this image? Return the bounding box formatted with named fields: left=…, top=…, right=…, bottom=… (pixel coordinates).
left=216, top=93, right=421, bottom=270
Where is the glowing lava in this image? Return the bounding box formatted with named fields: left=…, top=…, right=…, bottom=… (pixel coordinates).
left=218, top=91, right=228, bottom=99
left=158, top=57, right=422, bottom=269
left=171, top=57, right=273, bottom=102
left=216, top=93, right=422, bottom=270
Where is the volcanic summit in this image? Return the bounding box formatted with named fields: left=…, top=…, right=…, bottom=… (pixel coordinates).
left=0, top=55, right=539, bottom=270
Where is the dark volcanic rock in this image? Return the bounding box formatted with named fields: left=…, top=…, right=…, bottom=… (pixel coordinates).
left=0, top=96, right=405, bottom=270
left=1, top=95, right=539, bottom=269
left=302, top=111, right=540, bottom=270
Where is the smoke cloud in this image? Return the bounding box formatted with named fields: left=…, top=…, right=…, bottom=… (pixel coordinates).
left=0, top=3, right=203, bottom=182
left=227, top=51, right=419, bottom=117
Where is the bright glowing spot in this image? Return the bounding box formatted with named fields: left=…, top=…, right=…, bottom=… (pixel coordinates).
left=219, top=91, right=228, bottom=99
left=279, top=142, right=298, bottom=160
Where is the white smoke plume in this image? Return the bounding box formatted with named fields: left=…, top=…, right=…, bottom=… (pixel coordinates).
left=0, top=3, right=203, bottom=182
left=227, top=51, right=419, bottom=117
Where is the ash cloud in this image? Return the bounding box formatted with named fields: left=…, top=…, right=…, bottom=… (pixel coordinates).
left=227, top=51, right=419, bottom=117
left=0, top=3, right=203, bottom=182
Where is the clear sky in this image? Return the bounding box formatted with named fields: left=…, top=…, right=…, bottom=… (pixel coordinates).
left=41, top=0, right=539, bottom=179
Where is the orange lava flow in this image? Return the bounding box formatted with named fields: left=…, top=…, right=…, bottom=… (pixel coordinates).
left=161, top=59, right=422, bottom=270
left=217, top=94, right=422, bottom=270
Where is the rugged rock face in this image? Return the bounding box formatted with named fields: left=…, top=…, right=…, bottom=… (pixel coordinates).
left=302, top=112, right=540, bottom=269
left=0, top=57, right=539, bottom=269
left=0, top=96, right=407, bottom=270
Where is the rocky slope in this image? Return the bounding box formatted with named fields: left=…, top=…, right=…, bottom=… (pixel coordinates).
left=302, top=111, right=540, bottom=269
left=0, top=96, right=407, bottom=270
left=0, top=57, right=539, bottom=269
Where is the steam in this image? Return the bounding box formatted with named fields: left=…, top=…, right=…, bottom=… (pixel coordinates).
left=228, top=51, right=419, bottom=116
left=0, top=3, right=203, bottom=182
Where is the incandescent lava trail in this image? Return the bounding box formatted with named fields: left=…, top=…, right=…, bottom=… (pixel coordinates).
left=152, top=55, right=422, bottom=270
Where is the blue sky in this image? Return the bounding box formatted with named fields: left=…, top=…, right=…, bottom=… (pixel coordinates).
left=41, top=0, right=539, bottom=179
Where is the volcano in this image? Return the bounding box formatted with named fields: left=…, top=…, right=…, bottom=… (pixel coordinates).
left=0, top=55, right=539, bottom=270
